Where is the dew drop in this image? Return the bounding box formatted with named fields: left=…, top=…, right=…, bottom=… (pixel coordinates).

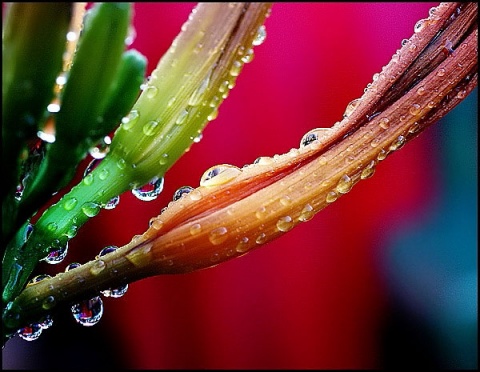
left=299, top=204, right=314, bottom=222
left=145, top=85, right=158, bottom=99
left=65, top=262, right=81, bottom=272
left=336, top=175, right=353, bottom=194
left=149, top=218, right=164, bottom=230
left=189, top=189, right=203, bottom=201
left=38, top=315, right=53, bottom=330
left=121, top=110, right=139, bottom=130
left=143, top=120, right=159, bottom=136
left=416, top=86, right=426, bottom=96
left=190, top=223, right=202, bottom=235
left=96, top=246, right=128, bottom=298
left=176, top=109, right=189, bottom=125
left=276, top=216, right=294, bottom=232
left=252, top=25, right=267, bottom=46
left=207, top=108, right=219, bottom=121
left=377, top=148, right=388, bottom=161
left=71, top=296, right=104, bottom=327
left=343, top=98, right=361, bottom=118
left=408, top=122, right=421, bottom=134
left=229, top=60, right=243, bottom=77
left=103, top=195, right=120, bottom=210
left=81, top=202, right=101, bottom=217
left=255, top=232, right=267, bottom=244
left=401, top=38, right=410, bottom=47
left=300, top=128, right=332, bottom=147
left=90, top=259, right=106, bottom=275
left=132, top=177, right=165, bottom=201
left=200, top=164, right=242, bottom=187
left=409, top=103, right=421, bottom=116
left=44, top=241, right=69, bottom=264
left=437, top=68, right=446, bottom=77
left=360, top=160, right=376, bottom=180
left=253, top=156, right=274, bottom=165
left=241, top=48, right=254, bottom=63
left=326, top=190, right=338, bottom=203
left=389, top=135, right=406, bottom=151
left=173, top=186, right=194, bottom=201
left=18, top=324, right=42, bottom=341
left=256, top=206, right=267, bottom=219
left=209, top=227, right=228, bottom=245
left=236, top=237, right=250, bottom=253
left=89, top=136, right=111, bottom=159
left=116, top=158, right=127, bottom=169
left=27, top=274, right=52, bottom=287
left=42, top=295, right=56, bottom=310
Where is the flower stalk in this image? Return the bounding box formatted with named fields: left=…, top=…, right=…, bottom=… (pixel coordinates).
left=2, top=2, right=477, bottom=344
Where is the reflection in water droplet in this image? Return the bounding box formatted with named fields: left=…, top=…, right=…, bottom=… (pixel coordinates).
left=343, top=98, right=361, bottom=118
left=96, top=245, right=128, bottom=298
left=200, top=164, right=242, bottom=187
left=103, top=195, right=120, bottom=210
left=44, top=241, right=69, bottom=264
left=173, top=186, right=194, bottom=201
left=300, top=128, right=333, bottom=147
left=27, top=274, right=52, bottom=287
left=132, top=177, right=165, bottom=201
left=71, top=296, right=104, bottom=327
left=18, top=324, right=42, bottom=341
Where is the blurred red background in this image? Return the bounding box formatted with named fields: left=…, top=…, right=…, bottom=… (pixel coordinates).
left=3, top=3, right=477, bottom=369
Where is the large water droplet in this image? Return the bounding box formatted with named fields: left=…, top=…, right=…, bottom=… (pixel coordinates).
left=96, top=246, right=128, bottom=298
left=103, top=195, right=120, bottom=210
left=132, top=177, right=165, bottom=201
left=326, top=190, right=338, bottom=203
left=200, top=164, right=242, bottom=187
left=300, top=128, right=333, bottom=147
left=71, top=296, right=104, bottom=327
left=299, top=204, right=314, bottom=222
left=27, top=274, right=52, bottom=287
left=63, top=197, right=78, bottom=211
left=143, top=120, right=159, bottom=136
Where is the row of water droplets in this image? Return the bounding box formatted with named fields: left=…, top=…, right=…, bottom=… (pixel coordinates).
left=17, top=245, right=128, bottom=341
left=143, top=4, right=449, bottom=263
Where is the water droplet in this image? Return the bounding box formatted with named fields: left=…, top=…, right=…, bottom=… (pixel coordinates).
left=143, top=120, right=159, bottom=136
left=256, top=206, right=268, bottom=219
left=326, top=191, right=338, bottom=203
left=42, top=295, right=56, bottom=310
left=276, top=216, right=294, bottom=232
left=63, top=197, right=78, bottom=211
left=44, top=241, right=69, bottom=264
left=173, top=186, right=194, bottom=201
left=71, top=296, right=104, bottom=327
left=409, top=103, right=421, bottom=116
left=343, top=98, right=361, bottom=118
left=200, top=164, right=242, bottom=187
left=189, top=189, right=203, bottom=201
left=279, top=195, right=292, bottom=206
left=437, top=68, right=446, bottom=77
left=65, top=262, right=81, bottom=272
left=236, top=237, right=250, bottom=253
left=27, top=274, right=52, bottom=287
left=456, top=90, right=467, bottom=99
left=401, top=38, right=410, bottom=47
left=207, top=108, right=219, bottom=121
left=190, top=223, right=202, bottom=235
left=37, top=130, right=56, bottom=143
left=189, top=75, right=211, bottom=106
left=65, top=225, right=78, bottom=239
left=38, top=315, right=53, bottom=330
left=389, top=135, right=406, bottom=151
left=145, top=85, right=158, bottom=99
left=18, top=324, right=42, bottom=341
left=252, top=25, right=267, bottom=46
left=408, top=122, right=421, bottom=134
left=89, top=136, right=111, bottom=159
left=229, top=60, right=243, bottom=77
left=81, top=202, right=101, bottom=217
left=253, top=156, right=274, bottom=165
left=255, top=232, right=267, bottom=244
left=132, top=177, right=165, bottom=201
left=121, top=110, right=139, bottom=130
left=209, top=227, right=228, bottom=245
left=176, top=109, right=189, bottom=125
left=90, top=259, right=106, bottom=275
left=193, top=133, right=203, bottom=143
left=300, top=128, right=332, bottom=147
left=377, top=148, right=388, bottom=161
left=416, top=86, right=426, bottom=96
left=360, top=160, right=376, bottom=180
left=125, top=25, right=136, bottom=46
left=299, top=204, right=314, bottom=222
left=103, top=195, right=120, bottom=210
left=336, top=174, right=353, bottom=194
left=241, top=48, right=254, bottom=63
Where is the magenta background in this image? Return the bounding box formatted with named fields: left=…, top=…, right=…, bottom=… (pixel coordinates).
left=5, top=2, right=474, bottom=369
